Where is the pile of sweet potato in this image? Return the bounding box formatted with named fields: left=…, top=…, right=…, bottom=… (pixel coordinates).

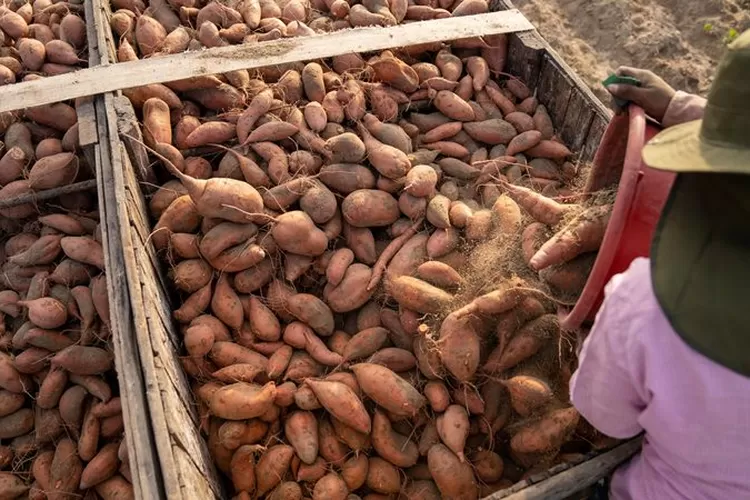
left=0, top=116, right=134, bottom=500
left=0, top=1, right=87, bottom=85
left=110, top=0, right=493, bottom=61
left=135, top=37, right=612, bottom=500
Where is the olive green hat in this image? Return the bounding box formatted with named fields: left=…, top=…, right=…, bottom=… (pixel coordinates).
left=644, top=29, right=750, bottom=377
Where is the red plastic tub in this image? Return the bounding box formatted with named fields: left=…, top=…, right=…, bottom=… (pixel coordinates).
left=559, top=105, right=676, bottom=331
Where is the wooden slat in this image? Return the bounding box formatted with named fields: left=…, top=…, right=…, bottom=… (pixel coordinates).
left=560, top=88, right=595, bottom=154
left=504, top=31, right=545, bottom=92
left=488, top=438, right=642, bottom=500
left=580, top=113, right=609, bottom=163
left=94, top=92, right=164, bottom=500
left=0, top=11, right=533, bottom=113
left=536, top=55, right=573, bottom=129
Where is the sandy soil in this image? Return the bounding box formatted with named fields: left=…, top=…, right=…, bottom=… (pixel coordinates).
left=512, top=0, right=750, bottom=102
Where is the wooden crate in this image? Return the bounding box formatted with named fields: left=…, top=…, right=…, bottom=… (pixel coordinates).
left=70, top=6, right=624, bottom=500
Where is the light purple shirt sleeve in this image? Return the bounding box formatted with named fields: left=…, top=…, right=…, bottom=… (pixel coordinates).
left=661, top=91, right=707, bottom=128
left=569, top=269, right=648, bottom=439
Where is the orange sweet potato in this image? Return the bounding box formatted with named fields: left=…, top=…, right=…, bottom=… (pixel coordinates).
left=510, top=407, right=580, bottom=456
left=351, top=363, right=425, bottom=418
left=427, top=444, right=477, bottom=500
left=372, top=409, right=419, bottom=467
left=209, top=382, right=276, bottom=420
left=389, top=276, right=453, bottom=314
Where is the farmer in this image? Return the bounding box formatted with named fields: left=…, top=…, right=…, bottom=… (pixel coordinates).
left=569, top=29, right=750, bottom=500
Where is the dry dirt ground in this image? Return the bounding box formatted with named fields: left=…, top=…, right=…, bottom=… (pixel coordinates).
left=512, top=0, right=750, bottom=102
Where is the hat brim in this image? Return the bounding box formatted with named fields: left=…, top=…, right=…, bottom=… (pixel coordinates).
left=642, top=119, right=750, bottom=174
left=651, top=173, right=750, bottom=377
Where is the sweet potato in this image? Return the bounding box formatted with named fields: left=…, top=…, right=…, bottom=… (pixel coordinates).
left=438, top=312, right=480, bottom=382
left=431, top=90, right=474, bottom=122
left=256, top=444, right=294, bottom=496
left=351, top=363, right=425, bottom=417
left=436, top=404, right=470, bottom=463
left=0, top=408, right=33, bottom=439
left=60, top=236, right=104, bottom=269
left=313, top=472, right=349, bottom=500
left=95, top=475, right=134, bottom=500
left=19, top=297, right=67, bottom=329
left=342, top=189, right=400, bottom=228
left=372, top=409, right=418, bottom=467
left=504, top=375, right=554, bottom=417
left=473, top=450, right=504, bottom=483
left=210, top=381, right=276, bottom=420
left=416, top=261, right=463, bottom=290
left=530, top=205, right=611, bottom=271
left=305, top=378, right=370, bottom=433
left=52, top=345, right=113, bottom=375
left=503, top=181, right=575, bottom=226
left=79, top=442, right=120, bottom=489
left=426, top=227, right=459, bottom=258
left=228, top=444, right=256, bottom=493
left=510, top=407, right=580, bottom=456
left=0, top=147, right=27, bottom=186
left=50, top=437, right=83, bottom=498
left=525, top=140, right=572, bottom=160
left=210, top=341, right=269, bottom=371
left=388, top=276, right=453, bottom=314
left=284, top=410, right=319, bottom=465
left=0, top=472, right=29, bottom=498
left=343, top=326, right=388, bottom=361
left=426, top=194, right=451, bottom=229
left=271, top=211, right=328, bottom=257
left=484, top=314, right=558, bottom=374
left=427, top=444, right=478, bottom=499
left=324, top=263, right=375, bottom=313
left=368, top=347, right=416, bottom=372
left=0, top=390, right=25, bottom=417
left=358, top=124, right=410, bottom=179
left=27, top=152, right=78, bottom=190
left=135, top=15, right=166, bottom=56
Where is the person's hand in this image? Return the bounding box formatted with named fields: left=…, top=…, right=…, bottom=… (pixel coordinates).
left=605, top=67, right=676, bottom=122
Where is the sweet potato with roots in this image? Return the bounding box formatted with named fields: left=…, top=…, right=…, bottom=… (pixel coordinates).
left=530, top=205, right=611, bottom=271
left=483, top=314, right=559, bottom=374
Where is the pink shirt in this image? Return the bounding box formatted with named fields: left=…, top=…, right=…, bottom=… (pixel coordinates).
left=570, top=258, right=750, bottom=499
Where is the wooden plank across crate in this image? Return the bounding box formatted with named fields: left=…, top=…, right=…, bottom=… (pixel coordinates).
left=0, top=10, right=533, bottom=113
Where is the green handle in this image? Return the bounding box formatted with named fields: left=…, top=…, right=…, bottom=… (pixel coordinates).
left=602, top=75, right=642, bottom=108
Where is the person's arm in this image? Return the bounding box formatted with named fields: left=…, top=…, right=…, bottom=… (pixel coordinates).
left=605, top=67, right=706, bottom=127
left=661, top=91, right=707, bottom=127
left=569, top=265, right=649, bottom=439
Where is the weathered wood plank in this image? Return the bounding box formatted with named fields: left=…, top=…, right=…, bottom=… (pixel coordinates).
left=0, top=11, right=533, bottom=113
left=488, top=438, right=642, bottom=500
left=114, top=96, right=155, bottom=186
left=95, top=91, right=164, bottom=500
left=505, top=31, right=545, bottom=92
left=536, top=55, right=573, bottom=129
left=560, top=88, right=595, bottom=153
left=76, top=96, right=98, bottom=147
left=0, top=180, right=97, bottom=209
left=580, top=113, right=610, bottom=165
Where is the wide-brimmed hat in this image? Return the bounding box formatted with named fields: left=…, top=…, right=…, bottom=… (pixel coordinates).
left=644, top=29, right=750, bottom=377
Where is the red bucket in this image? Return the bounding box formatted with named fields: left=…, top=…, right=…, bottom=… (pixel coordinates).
left=559, top=105, right=676, bottom=330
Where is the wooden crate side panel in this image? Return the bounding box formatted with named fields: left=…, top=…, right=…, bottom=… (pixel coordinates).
left=505, top=32, right=545, bottom=93
left=115, top=96, right=226, bottom=500
left=96, top=92, right=164, bottom=499
left=491, top=0, right=609, bottom=163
